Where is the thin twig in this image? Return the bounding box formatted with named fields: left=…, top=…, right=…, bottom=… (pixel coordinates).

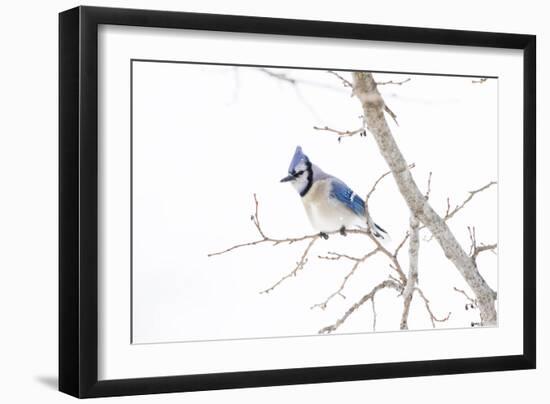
left=260, top=237, right=318, bottom=294
left=367, top=228, right=407, bottom=284
left=208, top=234, right=313, bottom=256
left=327, top=70, right=353, bottom=88
left=468, top=226, right=497, bottom=262
left=383, top=104, right=399, bottom=126
left=363, top=167, right=416, bottom=285
left=251, top=193, right=266, bottom=238
left=394, top=232, right=410, bottom=258
left=453, top=286, right=477, bottom=310
left=425, top=172, right=433, bottom=200
left=365, top=163, right=415, bottom=202
left=414, top=287, right=451, bottom=328
left=444, top=182, right=497, bottom=221
left=376, top=78, right=411, bottom=86
left=208, top=194, right=325, bottom=257
left=317, top=252, right=363, bottom=261
left=472, top=243, right=498, bottom=260
left=445, top=197, right=451, bottom=217
left=311, top=248, right=380, bottom=310
left=422, top=181, right=497, bottom=239
left=312, top=125, right=365, bottom=142
left=259, top=68, right=297, bottom=84
left=468, top=226, right=477, bottom=256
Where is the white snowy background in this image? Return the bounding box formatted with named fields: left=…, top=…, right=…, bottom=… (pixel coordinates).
left=131, top=62, right=497, bottom=344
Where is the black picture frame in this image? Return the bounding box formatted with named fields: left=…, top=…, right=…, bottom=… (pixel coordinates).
left=59, top=5, right=536, bottom=398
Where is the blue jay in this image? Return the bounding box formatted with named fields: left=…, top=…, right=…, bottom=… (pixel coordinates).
left=280, top=146, right=389, bottom=241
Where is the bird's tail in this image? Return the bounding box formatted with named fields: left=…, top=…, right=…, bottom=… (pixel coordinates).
left=364, top=215, right=391, bottom=243
left=372, top=222, right=391, bottom=243
left=358, top=217, right=391, bottom=244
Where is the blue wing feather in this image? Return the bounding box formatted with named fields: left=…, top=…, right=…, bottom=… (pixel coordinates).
left=329, top=179, right=366, bottom=217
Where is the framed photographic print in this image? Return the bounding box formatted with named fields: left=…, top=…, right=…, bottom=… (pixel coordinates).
left=59, top=6, right=536, bottom=398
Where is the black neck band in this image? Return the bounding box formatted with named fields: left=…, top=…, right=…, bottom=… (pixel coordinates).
left=299, top=162, right=313, bottom=197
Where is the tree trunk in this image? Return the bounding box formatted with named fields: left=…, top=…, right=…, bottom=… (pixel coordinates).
left=351, top=72, right=497, bottom=326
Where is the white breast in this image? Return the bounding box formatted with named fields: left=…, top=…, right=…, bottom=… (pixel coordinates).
left=301, top=180, right=363, bottom=232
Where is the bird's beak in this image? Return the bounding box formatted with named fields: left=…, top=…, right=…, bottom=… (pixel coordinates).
left=280, top=174, right=294, bottom=183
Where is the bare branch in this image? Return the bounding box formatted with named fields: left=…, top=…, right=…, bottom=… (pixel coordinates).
left=422, top=181, right=495, bottom=242
left=388, top=274, right=401, bottom=284
left=311, top=248, right=380, bottom=310
left=327, top=70, right=353, bottom=88
left=365, top=163, right=415, bottom=203
left=257, top=68, right=325, bottom=119
left=472, top=243, right=498, bottom=260
left=425, top=172, right=433, bottom=200
left=468, top=226, right=477, bottom=256
left=415, top=287, right=451, bottom=327
left=468, top=226, right=497, bottom=262
left=444, top=182, right=497, bottom=221
left=445, top=197, right=451, bottom=217
left=383, top=104, right=400, bottom=126
left=367, top=227, right=407, bottom=284
left=208, top=194, right=323, bottom=257
left=453, top=286, right=476, bottom=304
left=258, top=68, right=347, bottom=96
left=362, top=165, right=418, bottom=285
left=317, top=252, right=363, bottom=261
left=365, top=171, right=392, bottom=203
left=251, top=193, right=267, bottom=238
left=209, top=224, right=372, bottom=258
left=393, top=232, right=410, bottom=258
left=400, top=215, right=420, bottom=330
left=259, top=68, right=297, bottom=85
left=377, top=78, right=411, bottom=86
left=261, top=237, right=318, bottom=294
left=400, top=215, right=450, bottom=330
left=318, top=279, right=402, bottom=334
left=313, top=125, right=365, bottom=142
left=207, top=233, right=314, bottom=257
left=454, top=286, right=477, bottom=310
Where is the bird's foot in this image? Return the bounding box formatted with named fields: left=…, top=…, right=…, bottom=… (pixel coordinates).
left=339, top=226, right=347, bottom=237
left=319, top=232, right=329, bottom=240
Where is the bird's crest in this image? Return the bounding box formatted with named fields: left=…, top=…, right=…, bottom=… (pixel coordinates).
left=288, top=146, right=309, bottom=174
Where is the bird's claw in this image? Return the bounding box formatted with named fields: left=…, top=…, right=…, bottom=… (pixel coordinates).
left=339, top=226, right=347, bottom=237
left=319, top=232, right=329, bottom=240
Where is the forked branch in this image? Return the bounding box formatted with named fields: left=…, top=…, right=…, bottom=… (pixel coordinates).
left=318, top=279, right=402, bottom=334
left=444, top=182, right=497, bottom=221
left=261, top=237, right=318, bottom=294
left=311, top=249, right=380, bottom=310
